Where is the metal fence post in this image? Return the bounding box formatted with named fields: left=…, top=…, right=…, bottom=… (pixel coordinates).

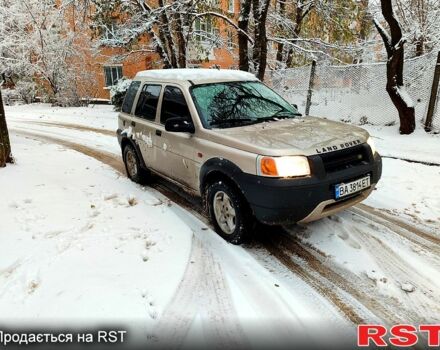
left=425, top=51, right=440, bottom=132
left=305, top=60, right=317, bottom=116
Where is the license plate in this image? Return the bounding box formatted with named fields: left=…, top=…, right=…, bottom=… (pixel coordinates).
left=335, top=175, right=371, bottom=199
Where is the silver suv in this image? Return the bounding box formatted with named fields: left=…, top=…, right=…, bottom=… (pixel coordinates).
left=117, top=69, right=382, bottom=244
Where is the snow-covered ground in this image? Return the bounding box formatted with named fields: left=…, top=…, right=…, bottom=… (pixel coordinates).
left=2, top=104, right=440, bottom=348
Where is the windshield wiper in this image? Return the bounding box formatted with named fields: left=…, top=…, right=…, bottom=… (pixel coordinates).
left=271, top=110, right=302, bottom=118
left=250, top=112, right=301, bottom=125
left=210, top=118, right=253, bottom=126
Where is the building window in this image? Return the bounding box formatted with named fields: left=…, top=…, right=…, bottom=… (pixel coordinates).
left=104, top=66, right=123, bottom=87
left=213, top=28, right=221, bottom=47
left=208, top=0, right=220, bottom=8
left=228, top=0, right=234, bottom=13
left=194, top=17, right=215, bottom=43
left=227, top=30, right=234, bottom=50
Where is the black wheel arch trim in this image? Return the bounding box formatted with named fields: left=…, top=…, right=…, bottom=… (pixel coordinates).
left=199, top=157, right=246, bottom=195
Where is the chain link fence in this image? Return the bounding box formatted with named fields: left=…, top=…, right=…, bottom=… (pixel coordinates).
left=268, top=51, right=440, bottom=130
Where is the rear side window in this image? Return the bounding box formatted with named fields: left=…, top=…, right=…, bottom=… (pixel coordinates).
left=135, top=84, right=162, bottom=120
left=160, top=86, right=191, bottom=124
left=122, top=81, right=141, bottom=114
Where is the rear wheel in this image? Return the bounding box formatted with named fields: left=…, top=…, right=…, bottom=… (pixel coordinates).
left=206, top=181, right=253, bottom=244
left=123, top=144, right=149, bottom=184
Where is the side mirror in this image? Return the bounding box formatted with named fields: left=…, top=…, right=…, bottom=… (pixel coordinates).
left=165, top=117, right=195, bottom=133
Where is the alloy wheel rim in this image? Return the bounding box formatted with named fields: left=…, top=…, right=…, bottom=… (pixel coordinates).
left=213, top=191, right=236, bottom=235
left=126, top=149, right=138, bottom=178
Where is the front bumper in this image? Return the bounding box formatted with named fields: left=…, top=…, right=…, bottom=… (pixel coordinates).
left=237, top=149, right=382, bottom=225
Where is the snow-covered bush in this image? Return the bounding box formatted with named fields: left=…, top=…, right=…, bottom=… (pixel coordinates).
left=15, top=81, right=37, bottom=104
left=110, top=78, right=131, bottom=111
left=1, top=89, right=21, bottom=106
left=0, top=0, right=97, bottom=107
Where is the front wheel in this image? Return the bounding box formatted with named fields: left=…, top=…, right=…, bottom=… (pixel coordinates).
left=205, top=181, right=253, bottom=244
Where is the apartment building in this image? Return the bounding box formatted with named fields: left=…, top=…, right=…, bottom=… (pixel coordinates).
left=86, top=0, right=240, bottom=100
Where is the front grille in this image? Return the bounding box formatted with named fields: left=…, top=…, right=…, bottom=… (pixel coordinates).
left=320, top=145, right=368, bottom=173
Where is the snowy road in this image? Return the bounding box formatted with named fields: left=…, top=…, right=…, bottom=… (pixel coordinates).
left=3, top=105, right=440, bottom=348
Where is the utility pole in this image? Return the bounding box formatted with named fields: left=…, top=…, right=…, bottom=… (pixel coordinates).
left=425, top=51, right=440, bottom=132
left=305, top=60, right=317, bottom=116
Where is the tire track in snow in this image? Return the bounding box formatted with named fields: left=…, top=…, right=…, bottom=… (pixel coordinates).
left=352, top=225, right=440, bottom=323
left=353, top=204, right=440, bottom=250
left=259, top=235, right=365, bottom=325
left=12, top=128, right=126, bottom=174
left=259, top=230, right=417, bottom=326
left=352, top=227, right=440, bottom=323
left=10, top=119, right=115, bottom=136
left=349, top=206, right=440, bottom=272
left=154, top=236, right=247, bottom=349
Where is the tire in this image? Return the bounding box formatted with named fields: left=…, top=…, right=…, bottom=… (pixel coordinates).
left=205, top=180, right=254, bottom=244
left=123, top=143, right=149, bottom=184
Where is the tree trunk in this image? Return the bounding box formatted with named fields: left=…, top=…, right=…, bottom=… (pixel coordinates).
left=238, top=0, right=252, bottom=71
left=275, top=0, right=286, bottom=65
left=0, top=89, right=12, bottom=167
left=252, top=0, right=270, bottom=80
left=173, top=11, right=187, bottom=68
left=375, top=0, right=415, bottom=134
left=285, top=2, right=312, bottom=68
left=158, top=0, right=177, bottom=68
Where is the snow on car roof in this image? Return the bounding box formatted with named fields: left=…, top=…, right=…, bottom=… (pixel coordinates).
left=135, top=68, right=259, bottom=84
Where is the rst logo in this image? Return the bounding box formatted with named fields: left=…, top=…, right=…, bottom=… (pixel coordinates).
left=358, top=324, right=440, bottom=347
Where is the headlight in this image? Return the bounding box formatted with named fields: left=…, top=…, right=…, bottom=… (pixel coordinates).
left=367, top=137, right=377, bottom=155
left=257, top=156, right=311, bottom=178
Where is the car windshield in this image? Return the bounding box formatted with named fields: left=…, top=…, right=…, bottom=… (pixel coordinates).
left=191, top=81, right=301, bottom=129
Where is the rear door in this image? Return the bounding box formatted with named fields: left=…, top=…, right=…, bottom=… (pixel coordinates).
left=153, top=85, right=197, bottom=188
left=132, top=83, right=162, bottom=167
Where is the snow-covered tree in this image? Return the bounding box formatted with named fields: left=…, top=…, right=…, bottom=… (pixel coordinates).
left=268, top=0, right=374, bottom=67
left=0, top=0, right=97, bottom=105
left=90, top=0, right=234, bottom=68
left=374, top=0, right=415, bottom=134
left=393, top=0, right=440, bottom=57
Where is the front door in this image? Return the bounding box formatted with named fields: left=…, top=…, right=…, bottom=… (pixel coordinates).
left=153, top=85, right=197, bottom=189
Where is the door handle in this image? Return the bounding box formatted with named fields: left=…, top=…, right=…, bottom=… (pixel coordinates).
left=131, top=121, right=136, bottom=127
left=155, top=130, right=162, bottom=137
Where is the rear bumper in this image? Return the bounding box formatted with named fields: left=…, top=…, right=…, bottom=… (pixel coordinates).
left=237, top=152, right=382, bottom=225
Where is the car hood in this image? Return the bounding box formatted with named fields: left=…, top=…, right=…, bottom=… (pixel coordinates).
left=210, top=116, right=370, bottom=156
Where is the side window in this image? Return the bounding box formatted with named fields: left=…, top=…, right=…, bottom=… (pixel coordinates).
left=104, top=66, right=122, bottom=87
left=135, top=84, right=162, bottom=120
left=160, top=86, right=191, bottom=124
left=121, top=81, right=141, bottom=114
